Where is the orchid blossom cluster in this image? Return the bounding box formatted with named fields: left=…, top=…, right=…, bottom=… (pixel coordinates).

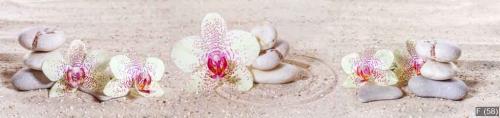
left=341, top=49, right=399, bottom=88
left=42, top=40, right=165, bottom=100
left=171, top=13, right=261, bottom=92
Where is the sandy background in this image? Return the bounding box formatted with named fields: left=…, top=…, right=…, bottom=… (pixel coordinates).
left=0, top=0, right=499, bottom=117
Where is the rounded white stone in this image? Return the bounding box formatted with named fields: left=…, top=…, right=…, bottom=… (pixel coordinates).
left=273, top=40, right=290, bottom=58
left=252, top=50, right=281, bottom=70
left=18, top=27, right=65, bottom=51
left=357, top=84, right=403, bottom=103
left=23, top=51, right=62, bottom=70
left=252, top=63, right=301, bottom=84
left=415, top=40, right=461, bottom=62
left=11, top=68, right=54, bottom=91
left=251, top=24, right=277, bottom=50
left=420, top=60, right=457, bottom=80
left=408, top=76, right=468, bottom=100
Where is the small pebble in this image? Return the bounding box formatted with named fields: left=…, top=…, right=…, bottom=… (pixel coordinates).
left=251, top=50, right=281, bottom=70
left=18, top=27, right=65, bottom=51
left=420, top=60, right=457, bottom=80
left=11, top=68, right=54, bottom=90
left=252, top=63, right=301, bottom=84
left=357, top=84, right=403, bottom=103
left=23, top=51, right=62, bottom=70
left=408, top=76, right=468, bottom=100
left=251, top=23, right=277, bottom=50
left=415, top=40, right=461, bottom=62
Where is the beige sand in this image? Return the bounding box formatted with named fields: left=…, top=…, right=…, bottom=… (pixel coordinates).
left=0, top=0, right=499, bottom=117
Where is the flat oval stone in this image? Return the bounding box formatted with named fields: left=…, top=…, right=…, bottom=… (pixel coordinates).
left=357, top=84, right=403, bottom=103
left=252, top=63, right=301, bottom=84
left=415, top=40, right=461, bottom=62
left=273, top=40, right=289, bottom=58
left=11, top=68, right=54, bottom=91
left=18, top=27, right=65, bottom=51
left=408, top=76, right=467, bottom=100
left=251, top=24, right=277, bottom=50
left=252, top=50, right=281, bottom=70
left=23, top=51, right=62, bottom=70
left=420, top=60, right=457, bottom=80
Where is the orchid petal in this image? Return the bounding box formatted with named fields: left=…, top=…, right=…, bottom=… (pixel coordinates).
left=341, top=53, right=360, bottom=74
left=109, top=55, right=132, bottom=80
left=374, top=71, right=398, bottom=86
left=227, top=30, right=261, bottom=66
left=42, top=54, right=65, bottom=81
left=85, top=50, right=109, bottom=71
left=102, top=79, right=130, bottom=97
left=171, top=36, right=204, bottom=72
left=187, top=68, right=220, bottom=92
left=145, top=57, right=165, bottom=81
left=201, top=13, right=227, bottom=44
left=67, top=40, right=87, bottom=65
left=187, top=69, right=206, bottom=92
left=342, top=75, right=358, bottom=88
left=49, top=80, right=76, bottom=97
left=80, top=71, right=111, bottom=93
left=374, top=49, right=394, bottom=70
left=234, top=65, right=254, bottom=91
left=132, top=82, right=164, bottom=97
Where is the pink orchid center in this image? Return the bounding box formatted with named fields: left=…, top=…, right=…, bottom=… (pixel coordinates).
left=132, top=70, right=152, bottom=94
left=354, top=59, right=382, bottom=82
left=206, top=50, right=228, bottom=80
left=410, top=56, right=425, bottom=75
left=64, top=66, right=87, bottom=88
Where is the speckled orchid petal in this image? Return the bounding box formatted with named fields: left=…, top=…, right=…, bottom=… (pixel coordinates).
left=171, top=36, right=204, bottom=72
left=342, top=75, right=358, bottom=88
left=341, top=53, right=360, bottom=74
left=374, top=49, right=394, bottom=70
left=132, top=82, right=164, bottom=97
left=145, top=57, right=165, bottom=81
left=234, top=65, right=254, bottom=91
left=67, top=40, right=87, bottom=65
left=103, top=79, right=131, bottom=97
left=187, top=69, right=205, bottom=92
left=188, top=68, right=219, bottom=92
left=201, top=13, right=227, bottom=47
left=85, top=51, right=109, bottom=71
left=227, top=30, right=261, bottom=66
left=373, top=71, right=398, bottom=86
left=42, top=55, right=66, bottom=81
left=80, top=71, right=110, bottom=93
left=109, top=55, right=132, bottom=80
left=49, top=80, right=76, bottom=97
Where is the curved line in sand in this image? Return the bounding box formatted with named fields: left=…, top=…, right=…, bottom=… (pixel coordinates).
left=214, top=54, right=338, bottom=106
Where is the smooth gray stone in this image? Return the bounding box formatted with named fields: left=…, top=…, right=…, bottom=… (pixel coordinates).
left=415, top=40, right=461, bottom=62
left=252, top=49, right=281, bottom=70
left=358, top=84, right=403, bottom=103
left=18, top=27, right=65, bottom=51
left=11, top=68, right=54, bottom=90
left=420, top=60, right=457, bottom=80
left=23, top=51, right=62, bottom=70
left=253, top=63, right=300, bottom=84
left=408, top=76, right=468, bottom=100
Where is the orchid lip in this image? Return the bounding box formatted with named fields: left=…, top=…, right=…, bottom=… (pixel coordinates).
left=132, top=70, right=152, bottom=93
left=353, top=58, right=383, bottom=82
left=64, top=64, right=88, bottom=88
left=206, top=50, right=229, bottom=80
left=410, top=56, right=425, bottom=75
